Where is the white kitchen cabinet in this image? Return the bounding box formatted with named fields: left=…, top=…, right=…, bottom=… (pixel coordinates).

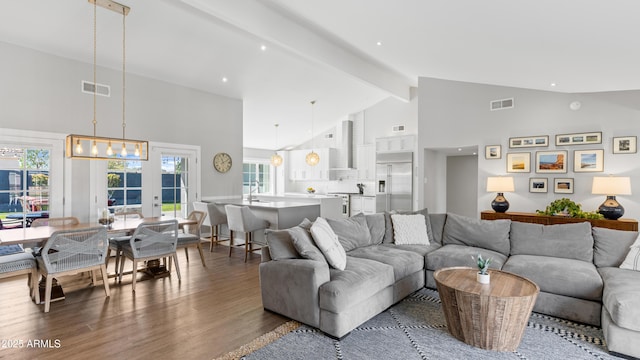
left=288, top=148, right=336, bottom=181
left=356, top=144, right=375, bottom=180
left=350, top=195, right=376, bottom=216
left=376, top=135, right=415, bottom=153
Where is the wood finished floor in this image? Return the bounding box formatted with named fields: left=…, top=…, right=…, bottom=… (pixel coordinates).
left=0, top=242, right=287, bottom=360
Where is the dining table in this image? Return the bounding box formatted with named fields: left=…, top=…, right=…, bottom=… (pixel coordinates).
left=0, top=216, right=197, bottom=304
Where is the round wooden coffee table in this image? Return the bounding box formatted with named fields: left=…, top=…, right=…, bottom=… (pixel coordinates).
left=434, top=266, right=539, bottom=351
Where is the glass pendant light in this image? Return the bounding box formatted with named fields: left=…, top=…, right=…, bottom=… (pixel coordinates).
left=270, top=123, right=283, bottom=167
left=305, top=100, right=320, bottom=166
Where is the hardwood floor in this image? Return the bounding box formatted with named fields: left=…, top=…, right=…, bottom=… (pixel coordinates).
left=0, top=242, right=287, bottom=360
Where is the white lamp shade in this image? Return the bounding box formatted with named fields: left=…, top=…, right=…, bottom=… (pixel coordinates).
left=486, top=176, right=515, bottom=192
left=592, top=176, right=631, bottom=195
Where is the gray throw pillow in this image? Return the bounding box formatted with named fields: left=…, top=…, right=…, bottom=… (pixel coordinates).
left=510, top=221, right=593, bottom=262
left=382, top=211, right=395, bottom=244
left=265, top=229, right=300, bottom=260
left=592, top=227, right=639, bottom=268
left=326, top=213, right=372, bottom=252
left=443, top=213, right=511, bottom=256
left=365, top=213, right=385, bottom=245
left=289, top=226, right=326, bottom=263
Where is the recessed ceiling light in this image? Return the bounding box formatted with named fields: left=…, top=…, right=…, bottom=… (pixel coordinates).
left=222, top=77, right=228, bottom=83
left=376, top=41, right=383, bottom=46
left=550, top=83, right=557, bottom=87
left=457, top=148, right=462, bottom=152
left=260, top=44, right=267, bottom=51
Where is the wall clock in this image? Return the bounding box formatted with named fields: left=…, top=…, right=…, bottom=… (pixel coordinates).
left=213, top=152, right=232, bottom=173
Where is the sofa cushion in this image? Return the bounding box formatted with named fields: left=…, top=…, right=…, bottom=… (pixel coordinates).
left=619, top=234, right=640, bottom=271
left=382, top=212, right=394, bottom=244
left=510, top=222, right=593, bottom=262
left=383, top=243, right=441, bottom=257
left=289, top=226, right=326, bottom=264
left=326, top=213, right=372, bottom=252
left=599, top=267, right=640, bottom=331
left=391, top=214, right=429, bottom=245
left=503, top=254, right=602, bottom=301
left=428, top=213, right=447, bottom=245
left=365, top=213, right=385, bottom=245
left=265, top=229, right=300, bottom=260
left=319, top=256, right=394, bottom=313
left=442, top=213, right=511, bottom=256
left=593, top=227, right=639, bottom=268
left=425, top=244, right=507, bottom=271
left=311, top=217, right=347, bottom=270
left=348, top=245, right=424, bottom=281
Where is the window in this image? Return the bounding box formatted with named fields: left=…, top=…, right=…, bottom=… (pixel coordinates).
left=242, top=161, right=272, bottom=195
left=0, top=147, right=50, bottom=227
left=107, top=160, right=142, bottom=212
left=161, top=155, right=189, bottom=218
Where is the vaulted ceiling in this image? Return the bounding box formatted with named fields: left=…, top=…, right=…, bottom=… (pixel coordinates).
left=1, top=0, right=638, bottom=149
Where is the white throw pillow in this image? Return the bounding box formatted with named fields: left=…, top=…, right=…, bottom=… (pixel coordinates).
left=620, top=234, right=640, bottom=271
left=310, top=217, right=347, bottom=270
left=391, top=214, right=430, bottom=245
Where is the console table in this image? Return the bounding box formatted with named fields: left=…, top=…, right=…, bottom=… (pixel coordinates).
left=481, top=211, right=638, bottom=231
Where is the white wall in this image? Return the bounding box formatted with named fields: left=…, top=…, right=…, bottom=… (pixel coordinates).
left=0, top=42, right=243, bottom=215
left=446, top=155, right=478, bottom=218
left=418, top=77, right=640, bottom=220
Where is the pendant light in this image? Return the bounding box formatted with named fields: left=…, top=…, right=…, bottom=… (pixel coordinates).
left=270, top=123, right=283, bottom=167
left=66, top=0, right=148, bottom=161
left=305, top=100, right=320, bottom=166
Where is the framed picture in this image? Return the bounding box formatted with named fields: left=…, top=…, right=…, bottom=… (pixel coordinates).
left=612, top=136, right=637, bottom=154
left=509, top=135, right=549, bottom=148
left=555, top=132, right=602, bottom=146
left=535, top=150, right=568, bottom=173
left=506, top=152, right=531, bottom=173
left=554, top=178, right=574, bottom=194
left=574, top=149, right=604, bottom=172
left=529, top=177, right=548, bottom=193
left=485, top=145, right=502, bottom=159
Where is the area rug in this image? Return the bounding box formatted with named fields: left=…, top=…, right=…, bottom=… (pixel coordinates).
left=221, top=288, right=619, bottom=360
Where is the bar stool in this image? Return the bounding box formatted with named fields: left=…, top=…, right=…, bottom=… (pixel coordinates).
left=224, top=205, right=269, bottom=262
left=193, top=201, right=229, bottom=251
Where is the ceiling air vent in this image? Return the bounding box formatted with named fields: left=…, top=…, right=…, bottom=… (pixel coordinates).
left=82, top=80, right=110, bottom=97
left=490, top=98, right=514, bottom=111
left=392, top=125, right=405, bottom=132
left=324, top=133, right=334, bottom=139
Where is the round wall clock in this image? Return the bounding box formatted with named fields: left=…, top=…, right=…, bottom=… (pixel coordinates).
left=213, top=152, right=232, bottom=173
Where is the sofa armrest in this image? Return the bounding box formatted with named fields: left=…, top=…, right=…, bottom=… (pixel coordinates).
left=259, top=259, right=330, bottom=327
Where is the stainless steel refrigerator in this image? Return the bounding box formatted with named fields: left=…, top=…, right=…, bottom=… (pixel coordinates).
left=376, top=152, right=413, bottom=212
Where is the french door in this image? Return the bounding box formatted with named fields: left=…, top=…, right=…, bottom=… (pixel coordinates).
left=149, top=144, right=199, bottom=218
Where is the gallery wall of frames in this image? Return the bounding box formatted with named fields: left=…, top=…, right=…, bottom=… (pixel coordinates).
left=484, top=132, right=637, bottom=194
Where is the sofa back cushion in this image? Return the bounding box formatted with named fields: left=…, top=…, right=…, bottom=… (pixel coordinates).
left=592, top=227, right=639, bottom=268
left=443, top=213, right=511, bottom=256
left=510, top=221, right=593, bottom=262
left=326, top=213, right=372, bottom=252
left=265, top=229, right=301, bottom=260
left=365, top=213, right=385, bottom=245
left=428, top=213, right=447, bottom=245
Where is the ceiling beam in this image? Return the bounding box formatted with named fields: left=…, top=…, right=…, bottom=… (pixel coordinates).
left=180, top=0, right=411, bottom=102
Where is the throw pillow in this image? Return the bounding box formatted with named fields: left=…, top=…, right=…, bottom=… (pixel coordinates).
left=265, top=229, right=300, bottom=260
left=326, top=213, right=372, bottom=252
left=620, top=234, right=640, bottom=271
left=391, top=214, right=429, bottom=245
left=289, top=227, right=326, bottom=263
left=310, top=217, right=347, bottom=270
left=395, top=208, right=434, bottom=244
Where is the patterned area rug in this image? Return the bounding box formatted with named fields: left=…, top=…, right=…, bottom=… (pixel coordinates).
left=221, top=288, right=619, bottom=360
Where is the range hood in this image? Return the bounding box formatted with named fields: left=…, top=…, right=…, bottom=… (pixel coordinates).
left=330, top=120, right=354, bottom=170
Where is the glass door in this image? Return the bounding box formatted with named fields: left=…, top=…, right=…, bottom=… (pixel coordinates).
left=161, top=155, right=190, bottom=218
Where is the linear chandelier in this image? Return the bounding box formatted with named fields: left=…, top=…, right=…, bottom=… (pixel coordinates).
left=66, top=0, right=148, bottom=161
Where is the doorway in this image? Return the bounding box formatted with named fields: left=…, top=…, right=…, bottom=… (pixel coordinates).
left=446, top=155, right=478, bottom=218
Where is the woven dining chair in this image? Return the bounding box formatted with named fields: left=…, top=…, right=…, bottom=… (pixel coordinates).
left=105, top=211, right=144, bottom=277
left=36, top=227, right=110, bottom=313
left=118, top=219, right=181, bottom=292
left=174, top=210, right=206, bottom=268
left=0, top=249, right=40, bottom=305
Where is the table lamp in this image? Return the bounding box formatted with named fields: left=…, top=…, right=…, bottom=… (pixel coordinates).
left=487, top=176, right=515, bottom=213
left=592, top=176, right=632, bottom=220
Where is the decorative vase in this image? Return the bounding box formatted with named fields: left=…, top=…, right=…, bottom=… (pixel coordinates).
left=477, top=272, right=490, bottom=284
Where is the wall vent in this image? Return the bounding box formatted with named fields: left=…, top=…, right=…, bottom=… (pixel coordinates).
left=324, top=133, right=334, bottom=139
left=82, top=80, right=111, bottom=97
left=392, top=125, right=405, bottom=132
left=490, top=98, right=514, bottom=111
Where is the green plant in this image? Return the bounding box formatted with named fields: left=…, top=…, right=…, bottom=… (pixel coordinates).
left=472, top=254, right=492, bottom=275
left=31, top=173, right=49, bottom=186
left=536, top=198, right=603, bottom=219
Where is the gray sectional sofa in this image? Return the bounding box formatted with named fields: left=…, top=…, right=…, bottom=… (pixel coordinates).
left=259, top=211, right=640, bottom=358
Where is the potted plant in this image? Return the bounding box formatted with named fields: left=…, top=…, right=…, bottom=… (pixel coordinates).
left=472, top=254, right=492, bottom=284
left=536, top=198, right=603, bottom=219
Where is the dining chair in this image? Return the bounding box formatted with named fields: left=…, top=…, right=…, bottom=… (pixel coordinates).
left=174, top=210, right=206, bottom=268
left=193, top=201, right=229, bottom=251
left=118, top=219, right=180, bottom=292
left=0, top=247, right=40, bottom=305
left=106, top=211, right=144, bottom=277
left=31, top=217, right=80, bottom=228
left=224, top=205, right=269, bottom=262
left=36, top=227, right=110, bottom=313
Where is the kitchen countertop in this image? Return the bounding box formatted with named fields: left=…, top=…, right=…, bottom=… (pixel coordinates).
left=212, top=199, right=320, bottom=209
